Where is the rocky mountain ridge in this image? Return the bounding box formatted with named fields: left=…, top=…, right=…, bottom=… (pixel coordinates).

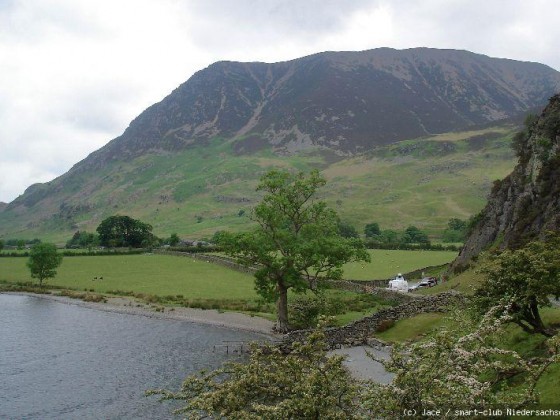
left=453, top=94, right=560, bottom=269
left=76, top=48, right=560, bottom=170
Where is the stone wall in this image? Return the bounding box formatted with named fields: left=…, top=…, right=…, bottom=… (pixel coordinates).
left=281, top=292, right=466, bottom=351
left=324, top=280, right=418, bottom=304
left=154, top=250, right=257, bottom=274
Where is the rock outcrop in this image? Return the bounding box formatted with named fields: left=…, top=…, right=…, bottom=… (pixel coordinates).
left=453, top=94, right=560, bottom=269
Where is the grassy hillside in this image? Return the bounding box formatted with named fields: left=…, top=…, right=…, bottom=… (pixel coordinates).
left=0, top=125, right=517, bottom=244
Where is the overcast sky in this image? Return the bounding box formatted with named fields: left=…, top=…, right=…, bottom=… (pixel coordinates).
left=1, top=0, right=559, bottom=202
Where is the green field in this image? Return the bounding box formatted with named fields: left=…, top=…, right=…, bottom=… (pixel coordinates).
left=1, top=249, right=457, bottom=290
left=0, top=254, right=259, bottom=300
left=342, top=249, right=457, bottom=280
left=374, top=312, right=447, bottom=342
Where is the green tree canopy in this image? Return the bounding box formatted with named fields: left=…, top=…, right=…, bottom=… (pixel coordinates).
left=96, top=215, right=154, bottom=248
left=219, top=170, right=369, bottom=332
left=168, top=233, right=180, bottom=246
left=337, top=220, right=359, bottom=238
left=447, top=218, right=466, bottom=231
left=401, top=225, right=430, bottom=244
left=27, top=243, right=63, bottom=286
left=364, top=222, right=381, bottom=238
left=442, top=218, right=467, bottom=243
left=380, top=229, right=398, bottom=244
left=475, top=235, right=560, bottom=336
left=66, top=231, right=99, bottom=249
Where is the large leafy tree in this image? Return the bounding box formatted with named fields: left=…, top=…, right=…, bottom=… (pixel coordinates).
left=475, top=236, right=560, bottom=336
left=96, top=215, right=154, bottom=248
left=27, top=243, right=63, bottom=286
left=220, top=170, right=369, bottom=332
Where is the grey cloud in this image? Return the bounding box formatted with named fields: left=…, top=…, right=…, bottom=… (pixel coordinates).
left=0, top=1, right=104, bottom=42
left=189, top=0, right=377, bottom=33
left=185, top=0, right=380, bottom=52
left=54, top=82, right=141, bottom=133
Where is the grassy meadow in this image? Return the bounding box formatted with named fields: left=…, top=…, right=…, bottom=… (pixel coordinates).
left=1, top=254, right=258, bottom=299
left=342, top=249, right=457, bottom=280
left=0, top=248, right=457, bottom=293
left=0, top=247, right=456, bottom=324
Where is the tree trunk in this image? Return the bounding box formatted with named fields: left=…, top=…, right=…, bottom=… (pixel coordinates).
left=275, top=282, right=289, bottom=333
left=528, top=300, right=552, bottom=337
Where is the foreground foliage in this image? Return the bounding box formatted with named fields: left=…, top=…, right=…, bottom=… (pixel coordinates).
left=149, top=307, right=559, bottom=418
left=364, top=304, right=560, bottom=414
left=148, top=324, right=361, bottom=419
left=475, top=235, right=560, bottom=336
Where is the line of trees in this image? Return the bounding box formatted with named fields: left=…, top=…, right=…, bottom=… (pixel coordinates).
left=65, top=219, right=181, bottom=250
left=363, top=223, right=430, bottom=247
left=1, top=238, right=41, bottom=250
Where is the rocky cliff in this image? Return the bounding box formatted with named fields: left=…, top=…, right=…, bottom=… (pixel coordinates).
left=453, top=94, right=560, bottom=269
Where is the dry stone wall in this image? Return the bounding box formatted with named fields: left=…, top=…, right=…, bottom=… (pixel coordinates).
left=154, top=250, right=257, bottom=274
left=281, top=292, right=466, bottom=351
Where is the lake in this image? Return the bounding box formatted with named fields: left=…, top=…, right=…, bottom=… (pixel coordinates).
left=0, top=294, right=265, bottom=419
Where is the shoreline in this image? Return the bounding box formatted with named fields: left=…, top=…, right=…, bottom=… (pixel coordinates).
left=3, top=291, right=278, bottom=339
left=3, top=291, right=394, bottom=383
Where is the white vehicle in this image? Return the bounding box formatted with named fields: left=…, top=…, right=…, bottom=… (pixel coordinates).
left=388, top=273, right=409, bottom=293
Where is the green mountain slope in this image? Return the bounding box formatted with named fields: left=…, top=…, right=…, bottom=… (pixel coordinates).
left=0, top=125, right=517, bottom=243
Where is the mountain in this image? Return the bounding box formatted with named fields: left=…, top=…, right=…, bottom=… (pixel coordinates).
left=2, top=48, right=560, bottom=242
left=453, top=94, right=560, bottom=270
left=81, top=47, right=560, bottom=166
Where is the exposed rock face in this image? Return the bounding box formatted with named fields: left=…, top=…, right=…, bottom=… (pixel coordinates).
left=78, top=47, right=560, bottom=170
left=453, top=95, right=560, bottom=269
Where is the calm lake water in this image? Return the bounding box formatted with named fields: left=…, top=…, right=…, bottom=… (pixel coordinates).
left=0, top=294, right=265, bottom=419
